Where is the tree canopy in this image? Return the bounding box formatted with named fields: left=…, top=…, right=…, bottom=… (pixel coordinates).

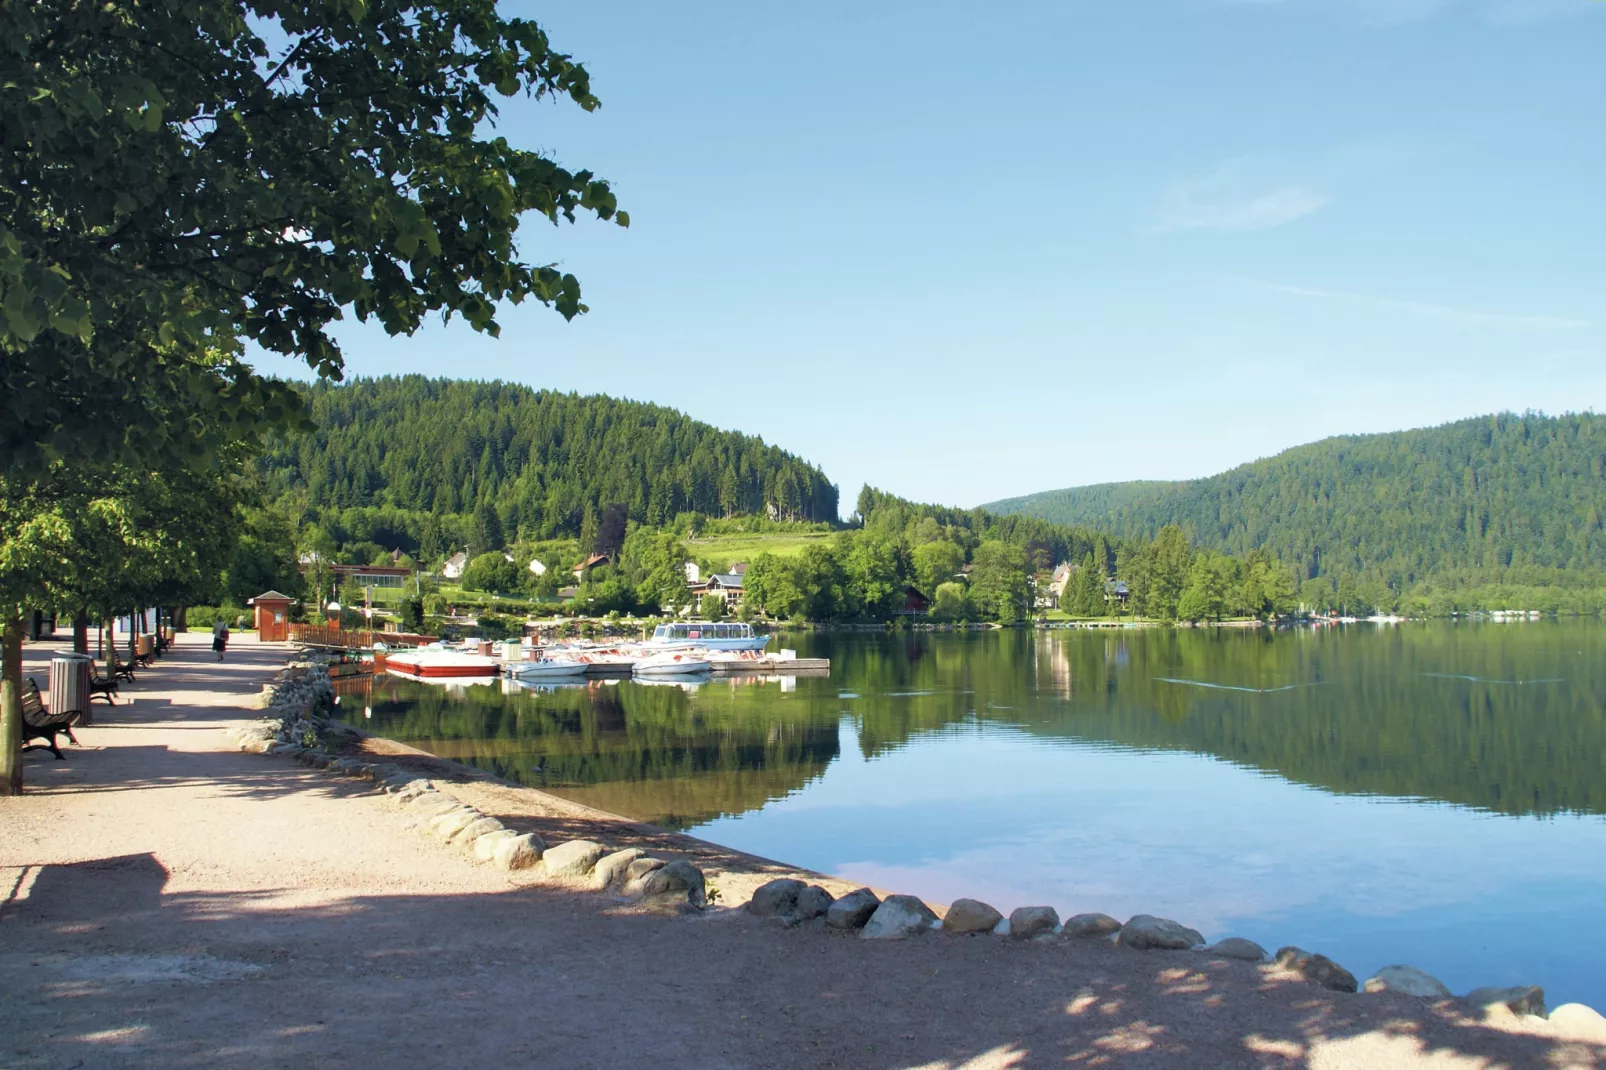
left=1, top=0, right=623, bottom=476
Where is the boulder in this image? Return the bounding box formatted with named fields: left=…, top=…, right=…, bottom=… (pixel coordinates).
left=1063, top=913, right=1122, bottom=939
left=641, top=860, right=706, bottom=908
left=826, top=888, right=881, bottom=930
left=408, top=795, right=461, bottom=819
left=1206, top=937, right=1268, bottom=962
left=473, top=829, right=520, bottom=862
left=428, top=809, right=483, bottom=841
left=747, top=878, right=807, bottom=918
left=1364, top=965, right=1451, bottom=998
left=943, top=898, right=1003, bottom=934
left=492, top=832, right=545, bottom=872
left=1009, top=906, right=1061, bottom=940
left=1465, top=985, right=1546, bottom=1018
left=862, top=895, right=938, bottom=940
left=625, top=857, right=666, bottom=882
left=1275, top=947, right=1359, bottom=993
left=449, top=816, right=505, bottom=846
left=794, top=885, right=834, bottom=921
left=1547, top=1003, right=1606, bottom=1041
left=1117, top=915, right=1205, bottom=951
left=541, top=839, right=608, bottom=880
left=592, top=848, right=646, bottom=889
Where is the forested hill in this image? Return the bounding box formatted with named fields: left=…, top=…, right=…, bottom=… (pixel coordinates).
left=256, top=377, right=838, bottom=539
left=984, top=412, right=1606, bottom=588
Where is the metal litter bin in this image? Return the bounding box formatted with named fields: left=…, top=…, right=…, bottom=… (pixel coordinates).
left=50, top=653, right=93, bottom=727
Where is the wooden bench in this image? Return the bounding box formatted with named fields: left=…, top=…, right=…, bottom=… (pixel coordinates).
left=110, top=650, right=136, bottom=683
left=89, top=663, right=119, bottom=704
left=20, top=678, right=80, bottom=760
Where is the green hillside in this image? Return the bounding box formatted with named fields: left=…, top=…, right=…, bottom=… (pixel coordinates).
left=985, top=412, right=1606, bottom=592
left=255, top=376, right=838, bottom=555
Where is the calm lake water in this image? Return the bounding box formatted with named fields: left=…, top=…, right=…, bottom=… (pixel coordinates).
left=337, top=622, right=1606, bottom=1008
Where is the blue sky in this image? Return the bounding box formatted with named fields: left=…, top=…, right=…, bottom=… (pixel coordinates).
left=255, top=0, right=1606, bottom=512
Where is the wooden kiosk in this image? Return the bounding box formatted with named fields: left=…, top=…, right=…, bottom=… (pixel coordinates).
left=248, top=591, right=297, bottom=643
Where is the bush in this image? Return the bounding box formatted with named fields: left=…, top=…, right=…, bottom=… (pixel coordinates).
left=186, top=605, right=248, bottom=631
left=461, top=551, right=519, bottom=593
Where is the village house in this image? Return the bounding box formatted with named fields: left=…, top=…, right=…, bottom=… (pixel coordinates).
left=572, top=553, right=611, bottom=580
left=699, top=572, right=745, bottom=609
left=440, top=551, right=468, bottom=580
left=528, top=558, right=547, bottom=576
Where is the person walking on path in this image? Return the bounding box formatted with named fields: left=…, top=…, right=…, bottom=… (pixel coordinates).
left=212, top=619, right=230, bottom=661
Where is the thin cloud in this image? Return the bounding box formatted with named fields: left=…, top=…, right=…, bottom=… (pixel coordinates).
left=1153, top=161, right=1330, bottom=233
left=1242, top=278, right=1592, bottom=329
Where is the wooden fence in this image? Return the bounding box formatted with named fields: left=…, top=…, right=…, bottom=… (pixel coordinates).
left=286, top=623, right=436, bottom=649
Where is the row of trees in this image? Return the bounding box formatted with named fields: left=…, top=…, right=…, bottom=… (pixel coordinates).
left=1, top=0, right=625, bottom=793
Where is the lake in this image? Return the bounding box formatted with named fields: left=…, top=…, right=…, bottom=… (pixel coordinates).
left=335, top=621, right=1606, bottom=1008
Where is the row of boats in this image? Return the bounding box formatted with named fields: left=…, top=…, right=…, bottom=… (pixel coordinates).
left=384, top=621, right=773, bottom=681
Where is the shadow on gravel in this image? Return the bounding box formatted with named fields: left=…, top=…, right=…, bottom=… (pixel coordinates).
left=3, top=853, right=1599, bottom=1070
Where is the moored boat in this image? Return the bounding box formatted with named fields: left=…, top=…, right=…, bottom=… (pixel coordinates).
left=632, top=651, right=712, bottom=676
left=505, top=658, right=588, bottom=679
left=646, top=621, right=769, bottom=651
left=386, top=651, right=500, bottom=678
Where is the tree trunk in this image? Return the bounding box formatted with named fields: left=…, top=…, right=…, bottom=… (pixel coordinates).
left=73, top=612, right=89, bottom=655
left=1, top=607, right=24, bottom=796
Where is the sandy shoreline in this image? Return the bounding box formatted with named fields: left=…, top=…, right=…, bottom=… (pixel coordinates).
left=4, top=633, right=1604, bottom=1069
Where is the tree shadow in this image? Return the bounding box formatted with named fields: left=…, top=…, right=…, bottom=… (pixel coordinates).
left=3, top=850, right=1599, bottom=1069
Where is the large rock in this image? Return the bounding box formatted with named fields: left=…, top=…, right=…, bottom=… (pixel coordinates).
left=541, top=839, right=608, bottom=880
left=1548, top=1003, right=1606, bottom=1041
left=1206, top=937, right=1268, bottom=962
left=626, top=857, right=666, bottom=882
left=747, top=878, right=806, bottom=918
left=1465, top=985, right=1546, bottom=1018
left=408, top=794, right=462, bottom=819
left=592, top=848, right=646, bottom=889
left=641, top=860, right=706, bottom=908
left=428, top=809, right=483, bottom=841
left=943, top=898, right=1003, bottom=934
left=1064, top=913, right=1122, bottom=939
left=862, top=895, right=937, bottom=940
left=1275, top=947, right=1358, bottom=993
left=1009, top=906, right=1061, bottom=940
left=449, top=816, right=504, bottom=846
left=1117, top=915, right=1205, bottom=951
left=492, top=832, right=545, bottom=872
left=472, top=828, right=520, bottom=862
left=794, top=885, right=834, bottom=921
left=1364, top=965, right=1451, bottom=998
left=826, top=888, right=880, bottom=930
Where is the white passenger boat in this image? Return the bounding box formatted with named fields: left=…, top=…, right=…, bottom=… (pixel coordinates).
left=646, top=622, right=769, bottom=651
left=504, top=658, right=588, bottom=679
left=632, top=651, right=713, bottom=676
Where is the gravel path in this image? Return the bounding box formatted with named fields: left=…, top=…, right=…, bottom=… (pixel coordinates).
left=2, top=633, right=1602, bottom=1069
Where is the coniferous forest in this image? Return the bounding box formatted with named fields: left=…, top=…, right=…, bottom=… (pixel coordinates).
left=255, top=376, right=839, bottom=549
left=985, top=412, right=1606, bottom=610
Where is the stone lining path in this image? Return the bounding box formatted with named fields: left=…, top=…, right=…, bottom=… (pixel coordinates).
left=3, top=632, right=1603, bottom=1068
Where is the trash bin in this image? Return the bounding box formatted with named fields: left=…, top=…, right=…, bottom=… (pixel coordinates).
left=50, top=653, right=93, bottom=727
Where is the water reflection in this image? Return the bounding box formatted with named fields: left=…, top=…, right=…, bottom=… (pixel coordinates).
left=337, top=622, right=1606, bottom=1006
left=340, top=622, right=1606, bottom=824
